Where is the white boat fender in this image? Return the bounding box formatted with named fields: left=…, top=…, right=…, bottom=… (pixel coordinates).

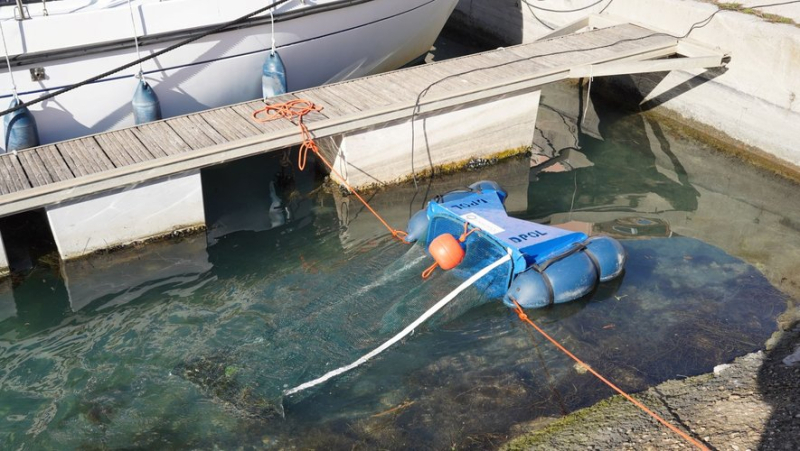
left=3, top=97, right=39, bottom=152
left=132, top=79, right=162, bottom=125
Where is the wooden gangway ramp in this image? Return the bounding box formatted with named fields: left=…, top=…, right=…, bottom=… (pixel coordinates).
left=0, top=22, right=725, bottom=216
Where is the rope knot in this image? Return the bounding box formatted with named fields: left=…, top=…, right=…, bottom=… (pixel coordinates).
left=458, top=221, right=480, bottom=243
left=251, top=99, right=410, bottom=244
left=253, top=99, right=323, bottom=171
left=392, top=230, right=408, bottom=241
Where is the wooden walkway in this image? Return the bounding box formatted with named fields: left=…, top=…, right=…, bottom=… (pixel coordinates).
left=0, top=23, right=722, bottom=216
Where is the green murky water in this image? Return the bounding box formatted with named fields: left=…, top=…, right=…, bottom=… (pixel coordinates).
left=1, top=84, right=798, bottom=449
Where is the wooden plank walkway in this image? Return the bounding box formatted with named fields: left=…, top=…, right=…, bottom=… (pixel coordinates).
left=0, top=23, right=683, bottom=216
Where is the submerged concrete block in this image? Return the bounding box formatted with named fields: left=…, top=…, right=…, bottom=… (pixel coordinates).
left=46, top=171, right=205, bottom=260
left=0, top=230, right=8, bottom=277
left=0, top=277, right=14, bottom=322
left=327, top=91, right=540, bottom=190
left=60, top=234, right=211, bottom=312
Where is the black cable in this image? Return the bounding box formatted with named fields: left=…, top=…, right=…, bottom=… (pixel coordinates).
left=525, top=4, right=557, bottom=31
left=0, top=0, right=292, bottom=118
left=520, top=0, right=609, bottom=14
left=599, top=0, right=616, bottom=14
left=409, top=0, right=800, bottom=186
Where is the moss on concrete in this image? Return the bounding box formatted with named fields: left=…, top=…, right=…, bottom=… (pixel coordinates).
left=503, top=396, right=631, bottom=450
left=711, top=1, right=798, bottom=27
left=334, top=146, right=531, bottom=194
left=70, top=224, right=207, bottom=261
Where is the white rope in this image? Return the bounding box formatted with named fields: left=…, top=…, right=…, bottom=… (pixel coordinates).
left=581, top=65, right=593, bottom=126
left=284, top=248, right=513, bottom=397
left=269, top=9, right=276, bottom=56
left=0, top=20, right=18, bottom=99
left=126, top=0, right=144, bottom=78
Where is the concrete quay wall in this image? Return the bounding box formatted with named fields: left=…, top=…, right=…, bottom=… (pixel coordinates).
left=450, top=0, right=800, bottom=170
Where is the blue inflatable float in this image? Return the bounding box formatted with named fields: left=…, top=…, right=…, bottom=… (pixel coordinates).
left=405, top=181, right=626, bottom=309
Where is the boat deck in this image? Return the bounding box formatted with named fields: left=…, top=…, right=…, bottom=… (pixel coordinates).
left=0, top=22, right=719, bottom=216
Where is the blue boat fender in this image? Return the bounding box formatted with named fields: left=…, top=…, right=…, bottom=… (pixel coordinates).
left=3, top=97, right=40, bottom=152
left=262, top=51, right=288, bottom=100
left=503, top=251, right=599, bottom=309
left=404, top=209, right=429, bottom=244
left=584, top=236, right=627, bottom=282
left=132, top=79, right=162, bottom=125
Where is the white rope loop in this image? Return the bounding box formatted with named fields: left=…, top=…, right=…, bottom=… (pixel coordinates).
left=581, top=64, right=593, bottom=126
left=269, top=9, right=276, bottom=56
left=284, top=249, right=513, bottom=397
left=126, top=0, right=144, bottom=78
left=0, top=20, right=18, bottom=99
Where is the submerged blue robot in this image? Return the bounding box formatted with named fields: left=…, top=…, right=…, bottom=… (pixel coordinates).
left=404, top=181, right=626, bottom=309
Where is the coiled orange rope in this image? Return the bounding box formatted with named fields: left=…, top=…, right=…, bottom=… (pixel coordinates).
left=510, top=299, right=710, bottom=451
left=253, top=100, right=408, bottom=242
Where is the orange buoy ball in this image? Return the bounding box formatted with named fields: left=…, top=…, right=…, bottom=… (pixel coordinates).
left=428, top=234, right=465, bottom=270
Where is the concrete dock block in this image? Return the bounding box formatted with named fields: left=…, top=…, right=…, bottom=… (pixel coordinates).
left=46, top=171, right=206, bottom=260
left=0, top=230, right=8, bottom=277
left=452, top=0, right=800, bottom=169
left=328, top=91, right=541, bottom=189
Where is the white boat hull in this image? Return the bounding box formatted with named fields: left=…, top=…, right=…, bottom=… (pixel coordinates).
left=0, top=0, right=457, bottom=151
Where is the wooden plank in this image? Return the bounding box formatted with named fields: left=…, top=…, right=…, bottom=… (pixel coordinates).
left=405, top=63, right=476, bottom=96
left=244, top=91, right=303, bottom=130
left=187, top=114, right=228, bottom=145
left=239, top=94, right=330, bottom=130
left=231, top=102, right=288, bottom=134
left=356, top=74, right=420, bottom=99
left=94, top=133, right=136, bottom=167
left=328, top=81, right=393, bottom=110
left=295, top=89, right=353, bottom=118
left=133, top=122, right=192, bottom=156
left=0, top=154, right=31, bottom=194
left=35, top=145, right=74, bottom=182
left=168, top=116, right=218, bottom=149
left=316, top=83, right=373, bottom=111
left=374, top=67, right=435, bottom=93
left=199, top=107, right=261, bottom=141
left=57, top=138, right=115, bottom=177
left=298, top=99, right=329, bottom=124
left=302, top=87, right=364, bottom=116
left=95, top=129, right=155, bottom=165
left=15, top=148, right=53, bottom=187
left=129, top=126, right=169, bottom=158
left=0, top=157, right=16, bottom=195
left=260, top=94, right=331, bottom=123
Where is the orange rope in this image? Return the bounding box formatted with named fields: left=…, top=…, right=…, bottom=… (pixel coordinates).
left=458, top=221, right=480, bottom=243
left=510, top=299, right=709, bottom=451
left=421, top=262, right=439, bottom=280
left=253, top=100, right=408, bottom=242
